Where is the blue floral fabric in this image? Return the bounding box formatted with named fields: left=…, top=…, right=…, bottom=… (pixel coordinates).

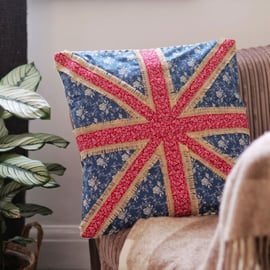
left=55, top=39, right=250, bottom=238
left=105, top=161, right=168, bottom=235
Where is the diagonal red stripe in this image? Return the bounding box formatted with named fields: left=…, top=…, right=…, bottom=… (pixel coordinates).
left=140, top=50, right=172, bottom=119
left=55, top=53, right=156, bottom=121
left=163, top=138, right=191, bottom=216
left=171, top=39, right=236, bottom=118
left=179, top=134, right=232, bottom=175
left=82, top=138, right=161, bottom=238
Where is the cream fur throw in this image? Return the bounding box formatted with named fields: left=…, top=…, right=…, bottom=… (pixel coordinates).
left=119, top=132, right=270, bottom=270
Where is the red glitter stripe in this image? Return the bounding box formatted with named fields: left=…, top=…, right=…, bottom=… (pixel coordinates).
left=140, top=50, right=172, bottom=118
left=163, top=138, right=191, bottom=216
left=55, top=53, right=156, bottom=121
left=82, top=138, right=161, bottom=238
left=171, top=39, right=236, bottom=117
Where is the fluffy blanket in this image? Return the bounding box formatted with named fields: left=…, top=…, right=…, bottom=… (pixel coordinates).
left=119, top=132, right=270, bottom=270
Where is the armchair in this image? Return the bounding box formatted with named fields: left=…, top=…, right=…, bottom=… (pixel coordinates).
left=90, top=44, right=270, bottom=270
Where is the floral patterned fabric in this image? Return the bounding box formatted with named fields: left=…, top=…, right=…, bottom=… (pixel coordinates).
left=55, top=39, right=250, bottom=238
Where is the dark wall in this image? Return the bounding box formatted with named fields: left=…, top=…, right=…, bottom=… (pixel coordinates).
left=0, top=0, right=28, bottom=238
left=0, top=1, right=27, bottom=78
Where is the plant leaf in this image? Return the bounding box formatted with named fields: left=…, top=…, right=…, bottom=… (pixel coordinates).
left=0, top=86, right=50, bottom=120
left=34, top=133, right=69, bottom=148
left=0, top=181, right=29, bottom=200
left=0, top=63, right=41, bottom=92
left=0, top=201, right=20, bottom=218
left=0, top=153, right=50, bottom=186
left=8, top=236, right=34, bottom=245
left=16, top=203, right=52, bottom=218
left=0, top=119, right=8, bottom=138
left=0, top=106, right=11, bottom=119
left=42, top=177, right=60, bottom=188
left=0, top=134, right=43, bottom=152
left=45, top=163, right=66, bottom=176
left=0, top=133, right=69, bottom=152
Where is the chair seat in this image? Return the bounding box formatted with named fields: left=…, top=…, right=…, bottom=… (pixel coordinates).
left=119, top=215, right=218, bottom=270
left=95, top=228, right=131, bottom=270
left=95, top=215, right=218, bottom=270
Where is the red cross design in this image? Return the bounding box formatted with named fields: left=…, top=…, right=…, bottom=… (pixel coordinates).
left=55, top=39, right=249, bottom=238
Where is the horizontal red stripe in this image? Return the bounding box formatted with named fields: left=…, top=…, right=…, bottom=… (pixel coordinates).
left=76, top=113, right=249, bottom=152
left=180, top=113, right=249, bottom=132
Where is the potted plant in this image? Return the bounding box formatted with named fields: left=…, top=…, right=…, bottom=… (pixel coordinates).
left=0, top=63, right=69, bottom=269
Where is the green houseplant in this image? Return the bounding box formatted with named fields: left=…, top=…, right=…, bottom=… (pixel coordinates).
left=0, top=63, right=69, bottom=269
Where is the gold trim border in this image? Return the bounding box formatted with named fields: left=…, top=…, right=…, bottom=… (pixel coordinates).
left=74, top=118, right=148, bottom=137
left=155, top=143, right=175, bottom=217
left=179, top=143, right=199, bottom=215
left=180, top=107, right=247, bottom=118
left=80, top=140, right=150, bottom=160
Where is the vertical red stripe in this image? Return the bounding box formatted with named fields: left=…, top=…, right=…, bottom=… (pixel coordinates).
left=140, top=50, right=172, bottom=119
left=163, top=138, right=191, bottom=216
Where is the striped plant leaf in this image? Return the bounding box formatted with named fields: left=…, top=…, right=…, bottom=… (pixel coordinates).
left=0, top=153, right=50, bottom=186
left=0, top=201, right=20, bottom=218
left=0, top=181, right=28, bottom=200
left=16, top=203, right=52, bottom=218
left=0, top=109, right=12, bottom=119
left=0, top=86, right=50, bottom=120
left=8, top=236, right=34, bottom=245
left=0, top=134, right=43, bottom=152
left=0, top=133, right=69, bottom=152
left=0, top=119, right=8, bottom=138
left=0, top=63, right=41, bottom=92
left=43, top=177, right=60, bottom=188
left=45, top=163, right=66, bottom=176
left=33, top=133, right=69, bottom=148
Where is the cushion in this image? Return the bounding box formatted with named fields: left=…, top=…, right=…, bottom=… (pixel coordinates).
left=55, top=39, right=250, bottom=238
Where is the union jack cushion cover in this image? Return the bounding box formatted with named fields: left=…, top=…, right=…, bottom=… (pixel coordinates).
left=55, top=39, right=250, bottom=238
